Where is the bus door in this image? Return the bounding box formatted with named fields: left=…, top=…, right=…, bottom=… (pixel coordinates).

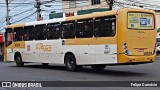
left=5, top=28, right=14, bottom=61
left=74, top=19, right=96, bottom=65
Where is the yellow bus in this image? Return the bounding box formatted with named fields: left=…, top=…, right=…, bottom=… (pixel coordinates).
left=5, top=8, right=157, bottom=71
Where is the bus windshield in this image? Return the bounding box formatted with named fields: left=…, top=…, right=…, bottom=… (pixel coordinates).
left=128, top=12, right=154, bottom=30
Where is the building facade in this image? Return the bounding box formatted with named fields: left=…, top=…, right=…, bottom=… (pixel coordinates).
left=62, top=0, right=108, bottom=14
left=49, top=0, right=109, bottom=19
left=0, top=34, right=4, bottom=61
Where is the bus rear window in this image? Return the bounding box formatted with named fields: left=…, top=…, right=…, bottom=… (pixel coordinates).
left=128, top=12, right=154, bottom=30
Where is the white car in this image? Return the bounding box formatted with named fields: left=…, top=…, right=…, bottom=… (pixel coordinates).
left=156, top=44, right=160, bottom=55
left=156, top=38, right=160, bottom=55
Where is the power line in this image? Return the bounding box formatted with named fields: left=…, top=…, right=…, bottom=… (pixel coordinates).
left=0, top=22, right=6, bottom=27
left=0, top=0, right=55, bottom=27
left=0, top=2, right=33, bottom=4
left=34, top=0, right=58, bottom=21
left=114, top=0, right=160, bottom=10
left=11, top=11, right=36, bottom=23
left=0, top=16, right=6, bottom=23
left=9, top=0, right=14, bottom=3
left=11, top=7, right=35, bottom=17
left=0, top=27, right=5, bottom=32
left=10, top=0, right=31, bottom=10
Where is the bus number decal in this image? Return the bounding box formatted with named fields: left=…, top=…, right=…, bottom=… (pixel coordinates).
left=143, top=51, right=153, bottom=56
left=36, top=43, right=52, bottom=52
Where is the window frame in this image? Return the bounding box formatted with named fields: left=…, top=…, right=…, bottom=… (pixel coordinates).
left=35, top=24, right=47, bottom=40
left=91, top=0, right=101, bottom=5
left=61, top=21, right=76, bottom=39
left=46, top=23, right=61, bottom=40
left=24, top=26, right=35, bottom=41
left=13, top=27, right=24, bottom=42
left=69, top=0, right=76, bottom=8
left=94, top=15, right=116, bottom=37
left=76, top=18, right=94, bottom=38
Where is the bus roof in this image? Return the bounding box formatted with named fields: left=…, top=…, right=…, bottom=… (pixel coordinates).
left=66, top=10, right=118, bottom=21
left=6, top=23, right=25, bottom=29
left=6, top=8, right=155, bottom=29
left=25, top=17, right=66, bottom=26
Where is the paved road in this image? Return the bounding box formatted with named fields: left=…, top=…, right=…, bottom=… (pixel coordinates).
left=0, top=56, right=160, bottom=90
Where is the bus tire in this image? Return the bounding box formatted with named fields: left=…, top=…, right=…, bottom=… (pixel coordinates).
left=77, top=65, right=83, bottom=69
left=15, top=54, right=24, bottom=67
left=65, top=54, right=77, bottom=71
left=91, top=65, right=106, bottom=71
left=42, top=63, right=49, bottom=67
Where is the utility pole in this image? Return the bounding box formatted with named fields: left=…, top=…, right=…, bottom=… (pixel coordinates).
left=34, top=0, right=55, bottom=21
left=6, top=0, right=10, bottom=25
left=35, top=0, right=41, bottom=21
left=106, top=0, right=114, bottom=10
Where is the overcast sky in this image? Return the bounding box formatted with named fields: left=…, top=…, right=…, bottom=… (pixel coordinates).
left=0, top=0, right=62, bottom=32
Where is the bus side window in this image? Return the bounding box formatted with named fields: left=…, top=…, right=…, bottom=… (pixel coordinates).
left=14, top=27, right=24, bottom=41
left=76, top=19, right=93, bottom=38
left=94, top=16, right=116, bottom=37
left=24, top=26, right=34, bottom=41
left=47, top=23, right=60, bottom=40
left=94, top=19, right=101, bottom=37
left=61, top=21, right=75, bottom=39
left=47, top=24, right=53, bottom=39
left=35, top=24, right=46, bottom=40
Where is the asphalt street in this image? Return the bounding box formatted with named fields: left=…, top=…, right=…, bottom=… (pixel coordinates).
left=0, top=56, right=160, bottom=90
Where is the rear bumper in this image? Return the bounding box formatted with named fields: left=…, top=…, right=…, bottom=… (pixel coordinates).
left=117, top=54, right=156, bottom=64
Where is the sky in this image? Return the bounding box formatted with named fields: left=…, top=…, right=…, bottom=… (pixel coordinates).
left=0, top=0, right=160, bottom=32
left=0, top=0, right=62, bottom=32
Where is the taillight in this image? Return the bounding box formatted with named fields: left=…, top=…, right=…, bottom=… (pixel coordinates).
left=123, top=42, right=128, bottom=55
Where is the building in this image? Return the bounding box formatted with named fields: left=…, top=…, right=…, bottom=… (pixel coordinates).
left=49, top=0, right=109, bottom=19
left=114, top=0, right=160, bottom=10
left=0, top=34, right=4, bottom=61
left=62, top=0, right=108, bottom=15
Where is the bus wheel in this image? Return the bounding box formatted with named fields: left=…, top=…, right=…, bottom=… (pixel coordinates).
left=42, top=63, right=49, bottom=67
left=91, top=65, right=106, bottom=71
left=15, top=54, right=24, bottom=67
left=77, top=65, right=83, bottom=69
left=65, top=54, right=77, bottom=71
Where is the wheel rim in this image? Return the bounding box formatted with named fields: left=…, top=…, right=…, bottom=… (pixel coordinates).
left=65, top=54, right=77, bottom=71
left=69, top=58, right=74, bottom=67
left=16, top=56, right=21, bottom=64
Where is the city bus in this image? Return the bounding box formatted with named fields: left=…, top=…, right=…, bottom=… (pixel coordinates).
left=5, top=8, right=157, bottom=71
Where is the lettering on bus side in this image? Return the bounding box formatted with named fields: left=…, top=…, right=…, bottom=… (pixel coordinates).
left=36, top=43, right=52, bottom=52
left=15, top=43, right=20, bottom=47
